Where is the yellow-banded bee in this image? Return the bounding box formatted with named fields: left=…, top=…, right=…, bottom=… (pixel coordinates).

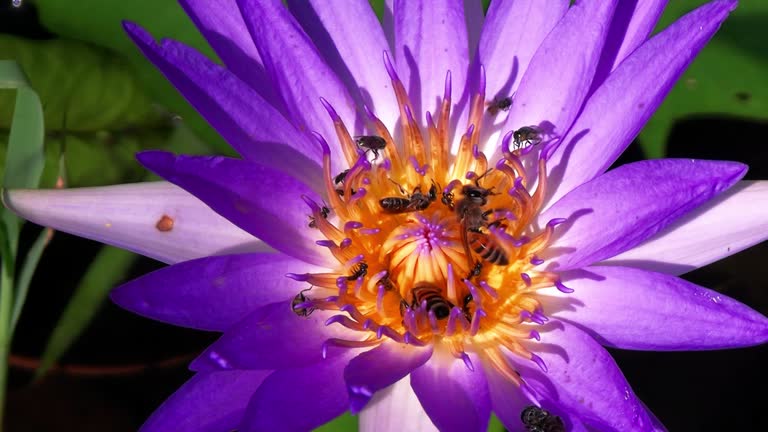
left=355, top=135, right=387, bottom=160
left=410, top=283, right=454, bottom=320
left=455, top=171, right=509, bottom=268
left=467, top=221, right=509, bottom=265
left=513, top=126, right=543, bottom=150
left=521, top=406, right=565, bottom=432
left=291, top=288, right=316, bottom=317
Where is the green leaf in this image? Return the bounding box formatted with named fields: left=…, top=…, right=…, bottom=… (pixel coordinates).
left=35, top=0, right=234, bottom=155
left=315, top=412, right=357, bottom=432
left=10, top=228, right=49, bottom=333
left=639, top=1, right=768, bottom=158
left=36, top=246, right=137, bottom=379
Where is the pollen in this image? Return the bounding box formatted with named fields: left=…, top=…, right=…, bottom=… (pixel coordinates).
left=292, top=54, right=572, bottom=387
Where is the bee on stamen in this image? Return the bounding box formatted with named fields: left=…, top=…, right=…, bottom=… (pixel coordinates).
left=521, top=406, right=565, bottom=432
left=486, top=96, right=513, bottom=116
left=379, top=181, right=438, bottom=214
left=513, top=126, right=543, bottom=150
left=455, top=170, right=510, bottom=268
left=355, top=135, right=387, bottom=161
left=291, top=288, right=316, bottom=317
left=307, top=205, right=330, bottom=228
left=462, top=293, right=474, bottom=323
left=347, top=262, right=368, bottom=281
left=410, top=283, right=454, bottom=320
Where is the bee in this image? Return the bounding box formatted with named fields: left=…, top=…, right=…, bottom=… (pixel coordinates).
left=307, top=205, right=330, bottom=228
left=291, top=288, right=316, bottom=317
left=521, top=406, right=565, bottom=432
left=467, top=221, right=509, bottom=265
left=441, top=188, right=455, bottom=210
left=410, top=283, right=454, bottom=320
left=513, top=126, right=543, bottom=150
left=455, top=171, right=509, bottom=268
left=467, top=261, right=483, bottom=279
left=462, top=293, right=474, bottom=322
left=379, top=182, right=438, bottom=214
left=347, top=262, right=368, bottom=281
left=486, top=96, right=513, bottom=116
left=333, top=169, right=358, bottom=197
left=355, top=135, right=387, bottom=161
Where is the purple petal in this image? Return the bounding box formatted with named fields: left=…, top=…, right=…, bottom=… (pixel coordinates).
left=190, top=301, right=360, bottom=371
left=394, top=0, right=470, bottom=120
left=344, top=341, right=432, bottom=413
left=520, top=321, right=657, bottom=431
left=123, top=22, right=323, bottom=184
left=111, top=253, right=323, bottom=331
left=137, top=151, right=334, bottom=267
left=410, top=354, right=491, bottom=432
left=592, top=0, right=668, bottom=87
left=236, top=0, right=356, bottom=170
left=479, top=364, right=531, bottom=431
left=239, top=350, right=357, bottom=432
left=178, top=0, right=284, bottom=108
left=477, top=0, right=568, bottom=152
left=2, top=183, right=264, bottom=264
left=463, top=0, right=484, bottom=59
left=604, top=181, right=768, bottom=275
left=501, top=0, right=616, bottom=141
left=359, top=377, right=438, bottom=432
left=545, top=266, right=768, bottom=350
left=545, top=0, right=738, bottom=208
left=139, top=370, right=270, bottom=432
left=540, top=159, right=746, bottom=271
left=287, top=0, right=399, bottom=132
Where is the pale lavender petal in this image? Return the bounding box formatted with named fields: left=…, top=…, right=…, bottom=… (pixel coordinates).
left=239, top=350, right=357, bottom=432
left=593, top=0, right=668, bottom=86
left=410, top=354, right=491, bottom=432
left=359, top=377, right=438, bottom=432
left=287, top=0, right=399, bottom=132
left=237, top=0, right=356, bottom=170
left=111, top=253, right=324, bottom=331
left=178, top=0, right=284, bottom=108
left=540, top=159, right=746, bottom=271
left=480, top=364, right=532, bottom=431
left=344, top=341, right=432, bottom=413
left=140, top=370, right=270, bottom=432
left=604, top=181, right=768, bottom=275
left=545, top=0, right=738, bottom=208
left=502, top=0, right=616, bottom=142
left=124, top=22, right=323, bottom=184
left=394, top=0, right=470, bottom=120
left=137, top=151, right=334, bottom=267
left=477, top=0, right=568, bottom=153
left=519, top=321, right=657, bottom=431
left=544, top=266, right=768, bottom=350
left=2, top=182, right=264, bottom=265
left=190, top=301, right=360, bottom=371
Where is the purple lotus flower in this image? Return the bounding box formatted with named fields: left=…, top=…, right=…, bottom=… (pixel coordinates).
left=5, top=0, right=768, bottom=430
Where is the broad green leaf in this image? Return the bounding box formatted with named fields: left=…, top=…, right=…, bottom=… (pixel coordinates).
left=639, top=0, right=768, bottom=157
left=36, top=246, right=137, bottom=379
left=0, top=35, right=163, bottom=132
left=35, top=0, right=233, bottom=155
left=315, top=413, right=357, bottom=432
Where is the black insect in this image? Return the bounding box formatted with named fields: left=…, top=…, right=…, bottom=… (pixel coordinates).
left=461, top=293, right=474, bottom=322
left=513, top=126, right=543, bottom=150
left=347, top=262, right=368, bottom=281
left=521, top=406, right=565, bottom=432
left=379, top=182, right=438, bottom=214
left=467, top=261, right=483, bottom=279
left=410, top=283, right=454, bottom=320
left=334, top=169, right=349, bottom=185
left=487, top=96, right=513, bottom=116
left=355, top=135, right=387, bottom=160
left=291, top=288, right=316, bottom=317
left=455, top=170, right=509, bottom=268
left=308, top=205, right=330, bottom=228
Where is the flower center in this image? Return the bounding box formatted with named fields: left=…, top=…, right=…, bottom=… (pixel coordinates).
left=289, top=56, right=572, bottom=384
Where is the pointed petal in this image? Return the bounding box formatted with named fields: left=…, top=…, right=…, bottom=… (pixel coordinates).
left=111, top=253, right=323, bottom=331
left=410, top=355, right=491, bottom=432
left=287, top=0, right=399, bottom=132
left=236, top=0, right=356, bottom=169
left=137, top=151, right=334, bottom=267
left=604, top=181, right=768, bottom=275
left=593, top=0, right=669, bottom=86
left=463, top=0, right=484, bottom=60
left=545, top=0, right=738, bottom=207
left=344, top=341, right=432, bottom=413
left=545, top=266, right=768, bottom=350
left=239, top=351, right=356, bottom=432
left=178, top=0, right=284, bottom=108
left=394, top=0, right=470, bottom=119
left=190, top=301, right=360, bottom=371
left=502, top=0, right=616, bottom=141
left=541, top=159, right=746, bottom=271
left=477, top=0, right=568, bottom=152
left=2, top=182, right=263, bottom=264
left=123, top=22, right=322, bottom=184
left=139, top=370, right=270, bottom=432
left=520, top=321, right=656, bottom=431
left=359, top=376, right=438, bottom=432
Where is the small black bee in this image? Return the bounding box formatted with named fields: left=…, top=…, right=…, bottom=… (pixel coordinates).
left=379, top=183, right=438, bottom=214
left=291, top=288, right=316, bottom=317
left=461, top=293, right=474, bottom=322
left=487, top=96, right=513, bottom=116
left=355, top=135, right=387, bottom=160
left=334, top=169, right=349, bottom=185
left=467, top=261, right=483, bottom=279
left=347, top=262, right=368, bottom=281
left=521, top=406, right=565, bottom=432
left=513, top=126, right=543, bottom=150
left=307, top=205, right=330, bottom=228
